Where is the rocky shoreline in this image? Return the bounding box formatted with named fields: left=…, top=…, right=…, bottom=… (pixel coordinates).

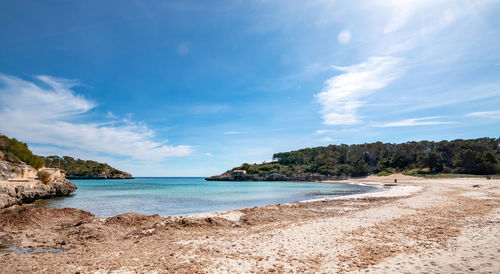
left=205, top=171, right=346, bottom=181
left=0, top=178, right=77, bottom=209
left=66, top=173, right=133, bottom=179
left=0, top=160, right=77, bottom=209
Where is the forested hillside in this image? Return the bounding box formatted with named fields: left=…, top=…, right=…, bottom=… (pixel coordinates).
left=0, top=134, right=132, bottom=179
left=0, top=135, right=45, bottom=169
left=44, top=156, right=132, bottom=179
left=231, top=138, right=500, bottom=177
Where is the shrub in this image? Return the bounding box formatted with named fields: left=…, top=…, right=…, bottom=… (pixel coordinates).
left=376, top=171, right=392, bottom=176
left=403, top=169, right=420, bottom=176
left=37, top=171, right=51, bottom=184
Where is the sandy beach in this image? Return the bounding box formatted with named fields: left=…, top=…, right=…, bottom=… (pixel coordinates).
left=1, top=175, right=499, bottom=273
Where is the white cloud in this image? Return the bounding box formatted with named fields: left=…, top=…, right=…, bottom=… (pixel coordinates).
left=337, top=30, right=351, bottom=44
left=383, top=2, right=411, bottom=33
left=383, top=0, right=435, bottom=34
left=315, top=129, right=334, bottom=135
left=0, top=73, right=193, bottom=161
left=466, top=110, right=500, bottom=119
left=0, top=74, right=95, bottom=120
left=315, top=56, right=403, bottom=125
left=443, top=8, right=457, bottom=23
left=374, top=116, right=454, bottom=127
left=316, top=136, right=334, bottom=143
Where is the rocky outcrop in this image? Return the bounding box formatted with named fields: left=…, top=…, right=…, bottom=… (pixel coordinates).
left=0, top=161, right=77, bottom=209
left=205, top=171, right=346, bottom=182
left=0, top=161, right=37, bottom=181
left=66, top=171, right=133, bottom=179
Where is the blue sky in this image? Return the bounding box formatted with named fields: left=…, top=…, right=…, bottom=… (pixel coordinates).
left=0, top=0, right=499, bottom=176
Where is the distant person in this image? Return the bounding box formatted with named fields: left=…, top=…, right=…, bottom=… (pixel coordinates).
left=394, top=179, right=397, bottom=183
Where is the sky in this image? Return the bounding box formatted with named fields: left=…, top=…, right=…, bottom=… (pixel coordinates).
left=0, top=0, right=499, bottom=176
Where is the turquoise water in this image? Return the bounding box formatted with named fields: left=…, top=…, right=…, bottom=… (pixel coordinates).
left=38, top=177, right=378, bottom=217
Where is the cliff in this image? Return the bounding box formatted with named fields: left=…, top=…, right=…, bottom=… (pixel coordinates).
left=0, top=155, right=77, bottom=209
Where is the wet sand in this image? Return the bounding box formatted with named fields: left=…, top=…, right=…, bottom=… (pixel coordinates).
left=1, top=175, right=499, bottom=273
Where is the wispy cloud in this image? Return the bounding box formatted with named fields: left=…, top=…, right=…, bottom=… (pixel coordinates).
left=105, top=111, right=117, bottom=119
left=316, top=136, right=334, bottom=143
left=223, top=131, right=243, bottom=135
left=0, top=73, right=193, bottom=161
left=374, top=116, right=455, bottom=128
left=315, top=129, right=334, bottom=135
left=315, top=56, right=403, bottom=125
left=466, top=110, right=500, bottom=119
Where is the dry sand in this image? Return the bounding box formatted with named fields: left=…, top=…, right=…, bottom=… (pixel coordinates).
left=1, top=175, right=499, bottom=273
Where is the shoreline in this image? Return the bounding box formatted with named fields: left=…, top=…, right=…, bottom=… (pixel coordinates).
left=1, top=175, right=499, bottom=272
left=186, top=181, right=389, bottom=220
left=2, top=179, right=383, bottom=218
left=193, top=177, right=422, bottom=221
left=0, top=179, right=396, bottom=221
left=5, top=174, right=477, bottom=219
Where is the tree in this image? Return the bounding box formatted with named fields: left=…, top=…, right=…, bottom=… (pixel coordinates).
left=480, top=152, right=499, bottom=174
left=453, top=149, right=481, bottom=174
left=351, top=160, right=369, bottom=177
left=230, top=138, right=500, bottom=177
left=418, top=152, right=444, bottom=172
left=1, top=135, right=45, bottom=169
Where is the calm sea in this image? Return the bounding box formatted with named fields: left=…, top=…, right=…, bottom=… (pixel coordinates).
left=37, top=177, right=378, bottom=217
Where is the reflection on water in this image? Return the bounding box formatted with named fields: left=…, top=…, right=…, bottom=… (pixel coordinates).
left=7, top=246, right=66, bottom=255
left=37, top=177, right=379, bottom=217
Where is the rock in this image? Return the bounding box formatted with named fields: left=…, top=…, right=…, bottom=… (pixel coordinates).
left=0, top=161, right=77, bottom=209
left=205, top=171, right=343, bottom=182
left=0, top=178, right=77, bottom=209
left=0, top=193, right=19, bottom=208
left=65, top=171, right=133, bottom=179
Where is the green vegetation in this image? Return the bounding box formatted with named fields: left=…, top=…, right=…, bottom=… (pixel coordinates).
left=0, top=135, right=45, bottom=169
left=376, top=171, right=393, bottom=176
left=37, top=170, right=51, bottom=184
left=43, top=155, right=131, bottom=178
left=231, top=138, right=500, bottom=177
left=0, top=134, right=131, bottom=179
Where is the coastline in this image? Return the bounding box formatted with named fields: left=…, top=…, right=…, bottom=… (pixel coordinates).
left=20, top=178, right=379, bottom=217
left=0, top=179, right=390, bottom=218
left=1, top=175, right=499, bottom=272
left=191, top=176, right=420, bottom=222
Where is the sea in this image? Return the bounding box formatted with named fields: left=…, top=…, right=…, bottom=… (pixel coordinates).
left=37, top=177, right=379, bottom=217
